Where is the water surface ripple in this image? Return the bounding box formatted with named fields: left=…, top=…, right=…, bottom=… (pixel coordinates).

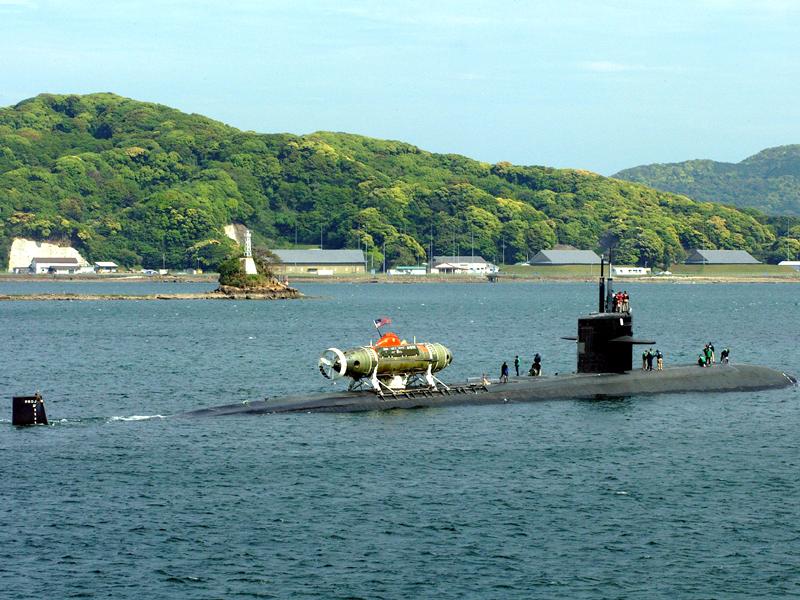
left=1, top=282, right=798, bottom=598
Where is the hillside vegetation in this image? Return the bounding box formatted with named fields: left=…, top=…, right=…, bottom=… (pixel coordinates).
left=1, top=93, right=798, bottom=270
left=614, top=145, right=800, bottom=216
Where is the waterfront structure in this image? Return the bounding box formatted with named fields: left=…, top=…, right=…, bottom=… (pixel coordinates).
left=684, top=249, right=760, bottom=264
left=388, top=265, right=428, bottom=276
left=431, top=256, right=496, bottom=274
left=94, top=261, right=118, bottom=273
left=270, top=249, right=366, bottom=275
left=240, top=229, right=258, bottom=275
left=29, top=257, right=80, bottom=274
left=529, top=249, right=601, bottom=265
left=612, top=266, right=651, bottom=276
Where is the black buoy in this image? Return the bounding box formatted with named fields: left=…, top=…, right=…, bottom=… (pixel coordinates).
left=12, top=393, right=48, bottom=426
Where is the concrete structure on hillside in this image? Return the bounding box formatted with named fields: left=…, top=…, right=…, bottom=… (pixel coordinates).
left=271, top=249, right=366, bottom=275
left=529, top=249, right=601, bottom=265
left=94, top=261, right=118, bottom=273
left=30, top=257, right=80, bottom=274
left=431, top=256, right=496, bottom=275
left=7, top=238, right=89, bottom=272
left=684, top=249, right=760, bottom=264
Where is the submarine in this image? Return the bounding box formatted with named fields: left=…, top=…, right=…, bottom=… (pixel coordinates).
left=183, top=259, right=796, bottom=417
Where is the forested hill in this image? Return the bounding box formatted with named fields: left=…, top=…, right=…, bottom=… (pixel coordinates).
left=613, top=145, right=800, bottom=216
left=1, top=93, right=797, bottom=270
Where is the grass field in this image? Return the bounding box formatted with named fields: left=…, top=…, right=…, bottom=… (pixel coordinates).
left=668, top=264, right=800, bottom=277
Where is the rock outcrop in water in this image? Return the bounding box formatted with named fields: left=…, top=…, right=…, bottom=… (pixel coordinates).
left=214, top=280, right=301, bottom=300
left=214, top=254, right=302, bottom=299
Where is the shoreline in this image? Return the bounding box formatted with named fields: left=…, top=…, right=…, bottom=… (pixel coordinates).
left=0, top=290, right=303, bottom=301
left=1, top=274, right=799, bottom=289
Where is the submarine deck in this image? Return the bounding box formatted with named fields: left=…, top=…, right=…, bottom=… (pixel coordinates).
left=181, top=364, right=796, bottom=417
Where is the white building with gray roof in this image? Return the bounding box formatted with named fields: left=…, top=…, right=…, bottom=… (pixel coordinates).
left=431, top=256, right=497, bottom=274
left=29, top=257, right=81, bottom=274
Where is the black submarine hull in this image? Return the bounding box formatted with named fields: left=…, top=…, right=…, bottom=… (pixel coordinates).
left=181, top=364, right=796, bottom=417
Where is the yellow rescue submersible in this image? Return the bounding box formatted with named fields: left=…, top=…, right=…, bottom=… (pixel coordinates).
left=318, top=327, right=452, bottom=393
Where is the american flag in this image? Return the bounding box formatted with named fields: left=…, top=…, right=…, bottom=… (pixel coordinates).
left=373, top=317, right=392, bottom=329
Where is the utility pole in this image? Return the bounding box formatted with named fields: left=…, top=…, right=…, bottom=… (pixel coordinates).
left=471, top=228, right=474, bottom=259
left=429, top=223, right=434, bottom=273
left=320, top=227, right=323, bottom=250
left=382, top=240, right=386, bottom=273
left=502, top=237, right=505, bottom=265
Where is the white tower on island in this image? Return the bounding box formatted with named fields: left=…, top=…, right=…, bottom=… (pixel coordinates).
left=240, top=228, right=258, bottom=275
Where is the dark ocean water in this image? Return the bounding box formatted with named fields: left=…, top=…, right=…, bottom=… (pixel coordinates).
left=1, top=281, right=798, bottom=599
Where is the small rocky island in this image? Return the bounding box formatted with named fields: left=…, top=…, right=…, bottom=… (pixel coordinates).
left=213, top=253, right=301, bottom=300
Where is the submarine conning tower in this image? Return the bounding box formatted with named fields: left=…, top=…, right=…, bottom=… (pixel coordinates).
left=575, top=255, right=653, bottom=374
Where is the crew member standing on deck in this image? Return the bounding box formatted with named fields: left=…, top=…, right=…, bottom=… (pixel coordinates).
left=500, top=361, right=509, bottom=383
left=514, top=355, right=520, bottom=377
left=656, top=349, right=664, bottom=371
left=530, top=353, right=542, bottom=376
left=720, top=347, right=730, bottom=364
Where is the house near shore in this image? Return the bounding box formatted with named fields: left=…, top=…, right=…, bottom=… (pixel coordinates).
left=684, top=249, right=760, bottom=264
left=94, top=261, right=118, bottom=273
left=29, top=257, right=80, bottom=274
left=270, top=249, right=366, bottom=275
left=430, top=256, right=497, bottom=275
left=529, top=249, right=601, bottom=265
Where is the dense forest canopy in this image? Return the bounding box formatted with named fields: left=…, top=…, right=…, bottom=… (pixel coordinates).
left=1, top=93, right=798, bottom=270
left=614, top=145, right=800, bottom=216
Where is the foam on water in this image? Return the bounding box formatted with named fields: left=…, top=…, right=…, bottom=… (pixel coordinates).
left=108, top=415, right=166, bottom=422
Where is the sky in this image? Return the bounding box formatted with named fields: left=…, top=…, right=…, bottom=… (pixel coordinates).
left=2, top=0, right=800, bottom=174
